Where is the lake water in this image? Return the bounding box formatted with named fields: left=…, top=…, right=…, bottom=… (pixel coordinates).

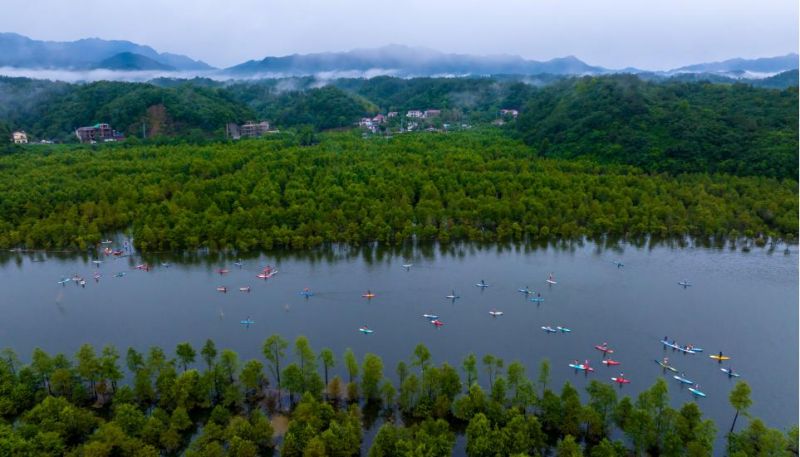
left=0, top=240, right=796, bottom=451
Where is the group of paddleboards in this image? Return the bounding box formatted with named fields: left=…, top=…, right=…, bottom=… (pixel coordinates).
left=358, top=273, right=558, bottom=334
left=658, top=337, right=739, bottom=398
left=568, top=343, right=631, bottom=386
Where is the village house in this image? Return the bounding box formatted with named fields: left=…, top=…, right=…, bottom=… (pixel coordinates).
left=359, top=118, right=374, bottom=127
left=406, top=110, right=423, bottom=118
left=226, top=121, right=271, bottom=140
left=500, top=109, right=519, bottom=118
left=423, top=109, right=441, bottom=118
left=11, top=131, right=28, bottom=144
left=240, top=121, right=270, bottom=138
left=75, top=123, right=123, bottom=143
left=372, top=114, right=385, bottom=124
left=387, top=112, right=398, bottom=118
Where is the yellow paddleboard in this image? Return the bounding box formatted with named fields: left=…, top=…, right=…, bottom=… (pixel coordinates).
left=709, top=355, right=730, bottom=361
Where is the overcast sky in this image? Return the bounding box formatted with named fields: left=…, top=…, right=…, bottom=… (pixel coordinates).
left=1, top=0, right=797, bottom=70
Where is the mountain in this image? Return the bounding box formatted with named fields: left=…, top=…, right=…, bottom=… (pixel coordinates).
left=93, top=52, right=176, bottom=71
left=224, top=44, right=607, bottom=77
left=0, top=33, right=214, bottom=71
left=670, top=53, right=798, bottom=75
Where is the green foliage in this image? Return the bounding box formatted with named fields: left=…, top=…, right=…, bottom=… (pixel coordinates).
left=0, top=337, right=793, bottom=456
left=0, top=131, right=795, bottom=251
left=516, top=75, right=798, bottom=179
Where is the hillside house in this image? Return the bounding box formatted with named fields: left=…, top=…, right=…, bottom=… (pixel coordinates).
left=11, top=131, right=28, bottom=144
left=75, top=123, right=122, bottom=143
left=500, top=109, right=519, bottom=118
left=359, top=118, right=374, bottom=127
left=387, top=112, right=398, bottom=118
left=372, top=114, right=385, bottom=124
left=227, top=121, right=271, bottom=140
left=240, top=121, right=270, bottom=138
left=423, top=109, right=441, bottom=118
left=406, top=110, right=423, bottom=118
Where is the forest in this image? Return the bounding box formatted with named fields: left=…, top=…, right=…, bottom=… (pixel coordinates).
left=0, top=336, right=795, bottom=456
left=514, top=76, right=798, bottom=179
left=0, top=73, right=797, bottom=181
left=0, top=131, right=796, bottom=252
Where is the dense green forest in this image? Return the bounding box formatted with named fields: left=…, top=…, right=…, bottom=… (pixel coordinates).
left=1, top=74, right=797, bottom=180
left=515, top=76, right=798, bottom=179
left=0, top=131, right=795, bottom=252
left=0, top=337, right=795, bottom=456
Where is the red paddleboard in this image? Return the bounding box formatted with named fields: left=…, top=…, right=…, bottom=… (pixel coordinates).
left=602, top=359, right=621, bottom=366
left=595, top=345, right=614, bottom=354
left=611, top=377, right=630, bottom=384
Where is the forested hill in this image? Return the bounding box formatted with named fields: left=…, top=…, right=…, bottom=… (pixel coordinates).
left=0, top=74, right=796, bottom=179
left=515, top=75, right=798, bottom=179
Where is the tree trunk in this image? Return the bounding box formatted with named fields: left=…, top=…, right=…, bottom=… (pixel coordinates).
left=730, top=409, right=740, bottom=434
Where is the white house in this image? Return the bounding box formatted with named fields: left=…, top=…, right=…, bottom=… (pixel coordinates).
left=11, top=131, right=28, bottom=144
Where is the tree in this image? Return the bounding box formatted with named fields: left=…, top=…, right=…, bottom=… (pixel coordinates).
left=344, top=348, right=358, bottom=384
left=201, top=339, right=217, bottom=370
left=31, top=347, right=54, bottom=394
left=262, top=335, right=288, bottom=401
left=413, top=344, right=431, bottom=393
left=294, top=336, right=316, bottom=393
left=100, top=345, right=123, bottom=393
left=556, top=434, right=582, bottom=457
left=538, top=358, right=551, bottom=396
left=240, top=359, right=266, bottom=402
left=319, top=348, right=335, bottom=389
left=728, top=381, right=752, bottom=434
left=396, top=361, right=409, bottom=385
left=361, top=353, right=384, bottom=401
left=219, top=349, right=240, bottom=383
left=126, top=348, right=144, bottom=373
left=75, top=343, right=100, bottom=399
left=0, top=347, right=20, bottom=375
left=176, top=342, right=197, bottom=372
left=466, top=413, right=496, bottom=457
left=462, top=353, right=478, bottom=388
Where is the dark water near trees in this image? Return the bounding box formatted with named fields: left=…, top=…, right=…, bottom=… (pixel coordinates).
left=0, top=240, right=796, bottom=450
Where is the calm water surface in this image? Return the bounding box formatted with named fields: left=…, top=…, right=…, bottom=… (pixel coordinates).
left=0, top=241, right=796, bottom=451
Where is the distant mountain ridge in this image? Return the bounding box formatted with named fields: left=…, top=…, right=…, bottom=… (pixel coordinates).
left=224, top=44, right=608, bottom=77
left=671, top=53, right=798, bottom=75
left=0, top=33, right=213, bottom=71
left=93, top=52, right=176, bottom=71
left=0, top=33, right=796, bottom=80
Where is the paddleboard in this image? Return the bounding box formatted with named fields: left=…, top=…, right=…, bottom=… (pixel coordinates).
left=654, top=360, right=678, bottom=372
left=611, top=377, right=630, bottom=384
left=720, top=368, right=741, bottom=377
left=688, top=387, right=706, bottom=397
left=673, top=375, right=694, bottom=385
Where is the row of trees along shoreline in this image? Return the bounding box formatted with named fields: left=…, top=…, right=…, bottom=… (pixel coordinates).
left=0, top=336, right=796, bottom=456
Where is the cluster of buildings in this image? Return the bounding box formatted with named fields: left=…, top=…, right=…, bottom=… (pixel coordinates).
left=358, top=109, right=444, bottom=133
left=405, top=109, right=441, bottom=119
left=75, top=123, right=124, bottom=143
left=225, top=121, right=273, bottom=140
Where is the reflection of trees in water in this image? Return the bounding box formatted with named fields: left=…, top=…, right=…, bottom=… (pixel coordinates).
left=0, top=235, right=793, bottom=269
